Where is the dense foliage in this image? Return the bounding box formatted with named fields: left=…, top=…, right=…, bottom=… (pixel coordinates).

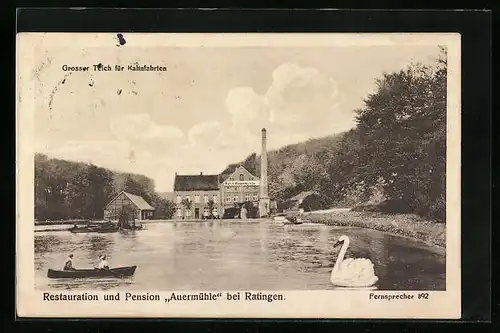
left=35, top=49, right=446, bottom=222
left=34, top=154, right=176, bottom=221
left=117, top=204, right=138, bottom=229
left=224, top=48, right=447, bottom=221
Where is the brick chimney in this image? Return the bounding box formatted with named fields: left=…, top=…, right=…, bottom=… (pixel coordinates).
left=259, top=128, right=270, bottom=217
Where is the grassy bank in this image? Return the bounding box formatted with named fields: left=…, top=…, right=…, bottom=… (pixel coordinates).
left=302, top=210, right=446, bottom=247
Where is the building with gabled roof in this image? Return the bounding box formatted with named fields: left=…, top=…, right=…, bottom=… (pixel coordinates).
left=283, top=191, right=324, bottom=213
left=219, top=165, right=260, bottom=213
left=174, top=173, right=219, bottom=191
left=173, top=172, right=221, bottom=220
left=172, top=129, right=272, bottom=219
left=103, top=190, right=155, bottom=221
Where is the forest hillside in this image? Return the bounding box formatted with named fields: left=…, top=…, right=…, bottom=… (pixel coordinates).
left=34, top=154, right=176, bottom=221
left=223, top=47, right=447, bottom=221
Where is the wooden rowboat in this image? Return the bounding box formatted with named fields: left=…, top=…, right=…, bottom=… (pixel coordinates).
left=47, top=266, right=137, bottom=278
left=96, top=226, right=119, bottom=233
left=68, top=223, right=118, bottom=233
left=69, top=226, right=98, bottom=233
left=283, top=216, right=303, bottom=225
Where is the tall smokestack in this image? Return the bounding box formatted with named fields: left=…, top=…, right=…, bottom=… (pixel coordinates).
left=259, top=128, right=270, bottom=217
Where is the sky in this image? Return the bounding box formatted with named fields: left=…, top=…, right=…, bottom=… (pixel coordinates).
left=32, top=38, right=442, bottom=192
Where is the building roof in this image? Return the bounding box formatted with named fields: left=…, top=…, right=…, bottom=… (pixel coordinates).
left=124, top=192, right=155, bottom=210
left=220, top=165, right=259, bottom=183
left=288, top=191, right=319, bottom=201
left=174, top=174, right=219, bottom=191
left=105, top=191, right=155, bottom=210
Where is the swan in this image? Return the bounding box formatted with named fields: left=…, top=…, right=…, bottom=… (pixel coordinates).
left=330, top=235, right=379, bottom=288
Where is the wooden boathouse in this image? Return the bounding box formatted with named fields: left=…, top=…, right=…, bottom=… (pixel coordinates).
left=103, top=191, right=155, bottom=221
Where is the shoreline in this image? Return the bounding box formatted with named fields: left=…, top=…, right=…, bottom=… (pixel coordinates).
left=34, top=213, right=446, bottom=248
left=302, top=210, right=446, bottom=248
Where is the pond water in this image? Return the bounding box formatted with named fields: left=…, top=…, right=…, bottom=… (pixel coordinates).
left=35, top=220, right=445, bottom=291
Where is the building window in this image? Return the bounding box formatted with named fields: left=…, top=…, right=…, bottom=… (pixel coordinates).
left=186, top=209, right=191, bottom=217
left=185, top=195, right=190, bottom=202
left=204, top=195, right=209, bottom=203
left=253, top=193, right=259, bottom=201
left=213, top=195, right=218, bottom=203
left=233, top=195, right=239, bottom=202
left=176, top=196, right=181, bottom=203
left=245, top=193, right=251, bottom=201
left=239, top=174, right=244, bottom=181
left=177, top=208, right=182, bottom=217
left=195, top=195, right=200, bottom=203
left=226, top=195, right=231, bottom=203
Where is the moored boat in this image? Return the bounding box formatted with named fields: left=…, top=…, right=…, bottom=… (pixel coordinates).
left=68, top=225, right=99, bottom=233
left=97, top=227, right=119, bottom=233
left=121, top=224, right=143, bottom=231
left=69, top=221, right=119, bottom=233
left=283, top=216, right=303, bottom=225
left=47, top=266, right=137, bottom=278
left=96, top=222, right=119, bottom=233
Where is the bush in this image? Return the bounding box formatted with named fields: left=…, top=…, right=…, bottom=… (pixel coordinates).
left=352, top=199, right=412, bottom=214
left=299, top=194, right=329, bottom=212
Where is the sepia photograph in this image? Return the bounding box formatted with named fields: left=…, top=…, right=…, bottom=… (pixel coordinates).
left=16, top=32, right=461, bottom=318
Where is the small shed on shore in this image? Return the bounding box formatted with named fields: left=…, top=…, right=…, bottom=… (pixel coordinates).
left=103, top=191, right=155, bottom=221
left=283, top=191, right=325, bottom=213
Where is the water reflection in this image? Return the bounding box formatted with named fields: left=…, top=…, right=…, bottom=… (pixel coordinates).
left=34, top=221, right=445, bottom=291
left=88, top=235, right=113, bottom=261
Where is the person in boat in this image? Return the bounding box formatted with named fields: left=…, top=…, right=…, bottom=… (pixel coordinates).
left=95, top=255, right=109, bottom=270
left=63, top=254, right=75, bottom=271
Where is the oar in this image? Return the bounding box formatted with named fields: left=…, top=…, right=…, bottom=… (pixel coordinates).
left=98, top=267, right=123, bottom=278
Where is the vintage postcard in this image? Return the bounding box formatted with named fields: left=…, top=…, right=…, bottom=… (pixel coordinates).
left=16, top=32, right=461, bottom=318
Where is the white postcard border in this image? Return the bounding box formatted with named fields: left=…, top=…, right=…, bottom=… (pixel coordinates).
left=16, top=32, right=461, bottom=319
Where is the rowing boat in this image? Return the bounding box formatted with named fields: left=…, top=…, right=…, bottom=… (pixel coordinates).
left=68, top=223, right=118, bottom=233
left=69, top=226, right=98, bottom=233
left=283, top=217, right=303, bottom=225
left=47, top=266, right=137, bottom=278
left=97, top=226, right=119, bottom=233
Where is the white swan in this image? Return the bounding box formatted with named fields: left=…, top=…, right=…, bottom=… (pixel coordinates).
left=330, top=235, right=379, bottom=288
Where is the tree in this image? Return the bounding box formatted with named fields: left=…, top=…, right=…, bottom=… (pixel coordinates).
left=291, top=154, right=328, bottom=193
left=85, top=165, right=115, bottom=219
left=117, top=204, right=138, bottom=229
left=180, top=198, right=192, bottom=218
left=299, top=194, right=329, bottom=212
left=349, top=47, right=447, bottom=220
left=206, top=198, right=216, bottom=218
left=34, top=154, right=174, bottom=221
left=123, top=176, right=144, bottom=196
left=242, top=153, right=258, bottom=176
left=150, top=194, right=176, bottom=219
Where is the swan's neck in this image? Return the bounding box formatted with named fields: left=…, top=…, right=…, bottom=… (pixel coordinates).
left=333, top=239, right=349, bottom=272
